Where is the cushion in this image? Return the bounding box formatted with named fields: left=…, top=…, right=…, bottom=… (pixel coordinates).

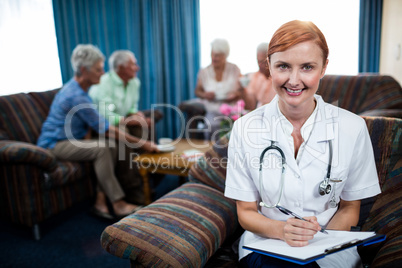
left=0, top=92, right=43, bottom=143
left=28, top=89, right=59, bottom=116
left=0, top=140, right=57, bottom=171
left=358, top=117, right=402, bottom=267
left=0, top=89, right=58, bottom=143
left=0, top=140, right=93, bottom=189
left=101, top=182, right=237, bottom=267
left=188, top=133, right=230, bottom=192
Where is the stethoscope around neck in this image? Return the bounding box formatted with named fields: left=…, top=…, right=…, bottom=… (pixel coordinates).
left=258, top=139, right=340, bottom=209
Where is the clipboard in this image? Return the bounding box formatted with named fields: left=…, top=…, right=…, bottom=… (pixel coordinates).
left=243, top=230, right=386, bottom=265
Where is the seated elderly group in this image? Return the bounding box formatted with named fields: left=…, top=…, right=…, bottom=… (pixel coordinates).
left=37, top=45, right=160, bottom=220
left=36, top=40, right=269, bottom=220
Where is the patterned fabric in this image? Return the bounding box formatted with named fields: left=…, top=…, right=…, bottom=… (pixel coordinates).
left=358, top=116, right=402, bottom=267
left=319, top=74, right=402, bottom=115
left=0, top=89, right=96, bottom=229
left=101, top=183, right=237, bottom=268
left=28, top=89, right=60, bottom=117
left=188, top=133, right=230, bottom=192
left=0, top=92, right=47, bottom=143
left=0, top=164, right=95, bottom=227
left=0, top=140, right=57, bottom=171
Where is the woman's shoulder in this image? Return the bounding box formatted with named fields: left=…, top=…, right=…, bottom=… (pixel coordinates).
left=226, top=62, right=241, bottom=71
left=197, top=64, right=213, bottom=78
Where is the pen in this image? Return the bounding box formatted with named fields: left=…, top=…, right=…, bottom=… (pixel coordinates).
left=276, top=205, right=329, bottom=234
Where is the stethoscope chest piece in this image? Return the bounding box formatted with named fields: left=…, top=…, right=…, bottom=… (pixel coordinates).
left=319, top=180, right=332, bottom=195
left=319, top=177, right=342, bottom=196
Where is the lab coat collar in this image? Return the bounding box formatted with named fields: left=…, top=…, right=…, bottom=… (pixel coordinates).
left=299, top=96, right=336, bottom=170
left=259, top=95, right=336, bottom=173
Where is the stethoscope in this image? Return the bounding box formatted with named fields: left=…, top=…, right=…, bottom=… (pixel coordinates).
left=258, top=140, right=341, bottom=209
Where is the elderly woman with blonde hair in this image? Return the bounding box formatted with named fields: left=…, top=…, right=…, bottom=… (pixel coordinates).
left=194, top=38, right=242, bottom=140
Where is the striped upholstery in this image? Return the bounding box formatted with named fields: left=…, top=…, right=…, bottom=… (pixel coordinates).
left=0, top=164, right=95, bottom=227
left=0, top=89, right=96, bottom=229
left=358, top=117, right=402, bottom=268
left=0, top=92, right=46, bottom=143
left=101, top=134, right=237, bottom=267
left=0, top=140, right=57, bottom=171
left=188, top=133, right=229, bottom=192
left=101, top=183, right=237, bottom=268
left=319, top=74, right=402, bottom=115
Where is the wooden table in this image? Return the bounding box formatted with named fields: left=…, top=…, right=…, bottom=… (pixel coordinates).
left=133, top=139, right=212, bottom=204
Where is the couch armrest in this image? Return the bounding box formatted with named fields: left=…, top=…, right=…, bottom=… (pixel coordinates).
left=0, top=140, right=57, bottom=171
left=101, top=183, right=238, bottom=267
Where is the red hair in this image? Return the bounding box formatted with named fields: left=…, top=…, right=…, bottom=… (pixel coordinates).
left=267, top=20, right=329, bottom=76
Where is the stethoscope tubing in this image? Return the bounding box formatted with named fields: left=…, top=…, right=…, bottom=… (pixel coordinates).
left=259, top=139, right=333, bottom=209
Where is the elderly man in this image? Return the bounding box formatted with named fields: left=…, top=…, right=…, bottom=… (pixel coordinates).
left=90, top=50, right=162, bottom=205
left=90, top=50, right=151, bottom=128
left=242, top=42, right=276, bottom=110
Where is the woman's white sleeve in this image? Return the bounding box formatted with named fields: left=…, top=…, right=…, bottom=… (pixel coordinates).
left=224, top=119, right=260, bottom=202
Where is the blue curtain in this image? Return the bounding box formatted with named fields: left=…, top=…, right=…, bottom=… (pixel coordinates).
left=52, top=0, right=200, bottom=139
left=359, top=0, right=383, bottom=73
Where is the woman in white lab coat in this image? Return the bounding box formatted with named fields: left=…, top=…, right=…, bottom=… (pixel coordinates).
left=224, top=20, right=381, bottom=268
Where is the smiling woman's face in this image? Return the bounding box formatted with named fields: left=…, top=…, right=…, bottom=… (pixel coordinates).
left=269, top=41, right=328, bottom=112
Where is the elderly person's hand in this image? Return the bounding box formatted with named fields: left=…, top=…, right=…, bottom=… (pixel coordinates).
left=203, top=91, right=216, bottom=101
left=225, top=91, right=241, bottom=102
left=141, top=140, right=159, bottom=153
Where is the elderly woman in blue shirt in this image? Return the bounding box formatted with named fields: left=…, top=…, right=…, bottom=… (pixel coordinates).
left=37, top=44, right=158, bottom=219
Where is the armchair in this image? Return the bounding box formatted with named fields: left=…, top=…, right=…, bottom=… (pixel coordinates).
left=0, top=89, right=96, bottom=240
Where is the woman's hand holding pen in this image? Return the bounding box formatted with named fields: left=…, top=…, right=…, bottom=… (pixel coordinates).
left=282, top=216, right=322, bottom=247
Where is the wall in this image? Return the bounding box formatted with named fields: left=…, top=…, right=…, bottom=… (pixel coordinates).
left=380, top=0, right=402, bottom=84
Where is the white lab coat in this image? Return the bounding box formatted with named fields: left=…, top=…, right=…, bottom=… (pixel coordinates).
left=224, top=95, right=381, bottom=267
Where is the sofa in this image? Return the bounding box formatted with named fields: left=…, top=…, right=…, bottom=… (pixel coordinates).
left=100, top=113, right=402, bottom=267
left=0, top=87, right=165, bottom=240
left=0, top=89, right=97, bottom=240
left=179, top=74, right=402, bottom=139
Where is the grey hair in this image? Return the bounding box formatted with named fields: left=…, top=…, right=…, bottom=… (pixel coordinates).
left=108, top=50, right=136, bottom=72
left=211, top=38, right=230, bottom=57
left=257, top=42, right=269, bottom=54
left=71, top=44, right=105, bottom=76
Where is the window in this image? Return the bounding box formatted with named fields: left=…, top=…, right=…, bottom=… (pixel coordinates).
left=0, top=0, right=62, bottom=96
left=200, top=0, right=360, bottom=75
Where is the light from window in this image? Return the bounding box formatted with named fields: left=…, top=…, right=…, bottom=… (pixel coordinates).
left=0, top=0, right=62, bottom=96
left=200, top=0, right=359, bottom=75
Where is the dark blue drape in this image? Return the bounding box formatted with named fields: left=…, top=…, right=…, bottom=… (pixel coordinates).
left=52, top=0, right=200, bottom=139
left=359, top=0, right=383, bottom=73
